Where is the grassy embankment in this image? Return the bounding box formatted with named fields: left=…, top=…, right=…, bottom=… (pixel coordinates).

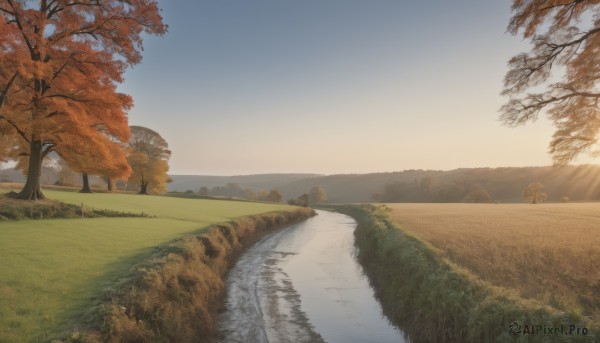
left=0, top=188, right=305, bottom=342
left=336, top=204, right=600, bottom=343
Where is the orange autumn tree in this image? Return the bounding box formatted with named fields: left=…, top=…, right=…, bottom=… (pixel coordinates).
left=127, top=125, right=171, bottom=194
left=62, top=134, right=132, bottom=193
left=502, top=1, right=600, bottom=164
left=0, top=0, right=167, bottom=200
left=0, top=122, right=17, bottom=163
left=100, top=134, right=132, bottom=192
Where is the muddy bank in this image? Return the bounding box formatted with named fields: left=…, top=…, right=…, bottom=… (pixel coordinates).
left=217, top=225, right=325, bottom=343
left=218, top=210, right=405, bottom=343
left=72, top=208, right=314, bottom=343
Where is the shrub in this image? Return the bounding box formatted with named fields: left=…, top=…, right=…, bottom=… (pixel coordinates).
left=0, top=195, right=150, bottom=220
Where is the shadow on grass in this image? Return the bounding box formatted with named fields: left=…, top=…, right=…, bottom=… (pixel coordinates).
left=41, top=226, right=212, bottom=342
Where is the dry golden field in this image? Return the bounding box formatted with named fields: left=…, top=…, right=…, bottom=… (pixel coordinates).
left=387, top=203, right=600, bottom=321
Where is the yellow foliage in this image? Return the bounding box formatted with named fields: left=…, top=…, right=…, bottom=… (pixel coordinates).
left=126, top=126, right=171, bottom=194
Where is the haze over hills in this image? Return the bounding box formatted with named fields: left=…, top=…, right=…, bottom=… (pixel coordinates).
left=4, top=165, right=600, bottom=204
left=169, top=165, right=600, bottom=203
left=169, top=174, right=321, bottom=192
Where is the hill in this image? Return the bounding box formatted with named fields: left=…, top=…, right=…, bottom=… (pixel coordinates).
left=168, top=173, right=321, bottom=193
left=170, top=165, right=600, bottom=203
left=5, top=164, right=600, bottom=203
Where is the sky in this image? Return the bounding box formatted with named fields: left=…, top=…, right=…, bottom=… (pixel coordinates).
left=119, top=0, right=595, bottom=176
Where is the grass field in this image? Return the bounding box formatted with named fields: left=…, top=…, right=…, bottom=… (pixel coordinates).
left=387, top=203, right=600, bottom=323
left=0, top=188, right=292, bottom=342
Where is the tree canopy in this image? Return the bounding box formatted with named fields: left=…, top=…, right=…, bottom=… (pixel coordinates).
left=308, top=186, right=327, bottom=205
left=463, top=184, right=493, bottom=203
left=0, top=0, right=166, bottom=200
left=0, top=123, right=17, bottom=163
left=266, top=189, right=283, bottom=203
left=64, top=136, right=132, bottom=193
left=523, top=181, right=547, bottom=204
left=288, top=193, right=309, bottom=207
left=502, top=1, right=600, bottom=164
left=127, top=126, right=171, bottom=194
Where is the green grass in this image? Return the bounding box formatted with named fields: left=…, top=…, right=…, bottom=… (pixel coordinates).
left=0, top=189, right=292, bottom=342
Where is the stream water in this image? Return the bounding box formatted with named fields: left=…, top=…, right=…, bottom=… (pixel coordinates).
left=218, top=210, right=407, bottom=343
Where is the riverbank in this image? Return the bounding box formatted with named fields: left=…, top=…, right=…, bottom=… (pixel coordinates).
left=333, top=205, right=598, bottom=343
left=72, top=207, right=315, bottom=343
left=0, top=188, right=308, bottom=342
left=218, top=210, right=405, bottom=343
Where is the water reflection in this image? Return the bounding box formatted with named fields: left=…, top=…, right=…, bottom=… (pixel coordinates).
left=219, top=210, right=407, bottom=343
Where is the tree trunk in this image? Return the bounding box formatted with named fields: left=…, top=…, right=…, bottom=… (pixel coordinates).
left=105, top=176, right=113, bottom=192
left=80, top=173, right=93, bottom=193
left=16, top=140, right=45, bottom=200
left=139, top=181, right=148, bottom=195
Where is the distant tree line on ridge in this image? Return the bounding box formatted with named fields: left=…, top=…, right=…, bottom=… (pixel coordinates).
left=192, top=183, right=283, bottom=203
left=187, top=184, right=328, bottom=206
left=287, top=186, right=328, bottom=207
left=372, top=175, right=565, bottom=204
left=372, top=177, right=496, bottom=203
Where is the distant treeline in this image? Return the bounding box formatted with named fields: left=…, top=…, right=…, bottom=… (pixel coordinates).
left=167, top=166, right=600, bottom=203
left=372, top=165, right=600, bottom=203
left=195, top=183, right=283, bottom=203
left=5, top=164, right=600, bottom=203
left=184, top=183, right=327, bottom=207
left=372, top=178, right=494, bottom=203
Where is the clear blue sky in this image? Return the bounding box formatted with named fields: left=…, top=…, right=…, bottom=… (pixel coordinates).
left=120, top=0, right=589, bottom=175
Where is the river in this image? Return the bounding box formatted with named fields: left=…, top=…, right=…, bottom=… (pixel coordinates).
left=218, top=210, right=407, bottom=343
